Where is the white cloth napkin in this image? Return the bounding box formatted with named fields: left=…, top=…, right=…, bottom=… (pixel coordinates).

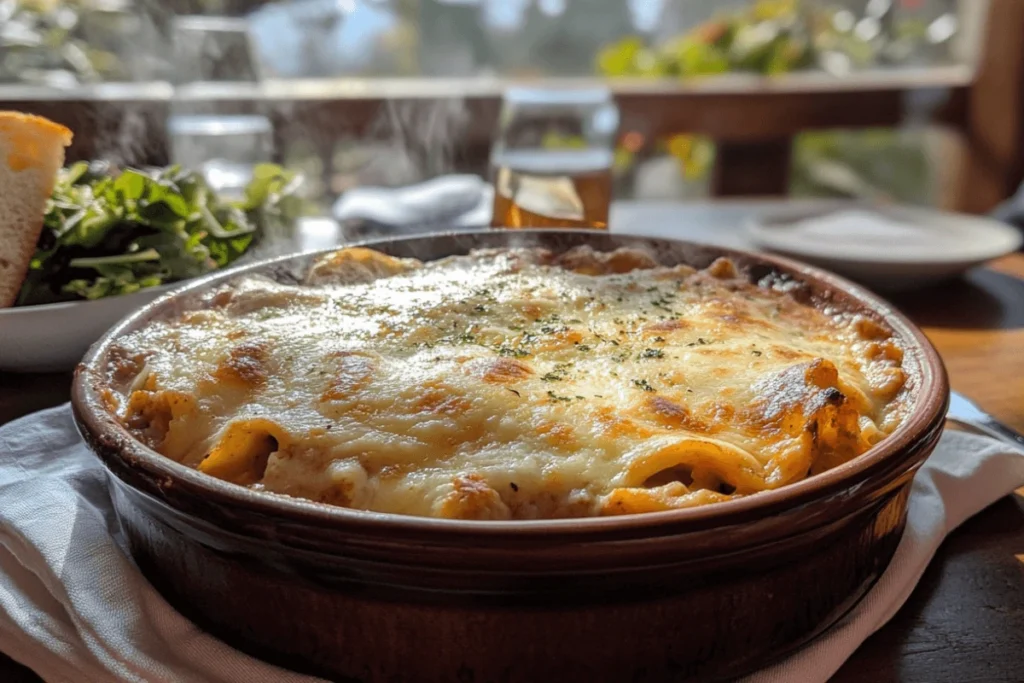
left=0, top=406, right=1021, bottom=683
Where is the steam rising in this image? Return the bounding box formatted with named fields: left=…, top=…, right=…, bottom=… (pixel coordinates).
left=371, top=98, right=471, bottom=183
left=72, top=0, right=173, bottom=167
left=67, top=1, right=481, bottom=263
left=92, top=105, right=160, bottom=168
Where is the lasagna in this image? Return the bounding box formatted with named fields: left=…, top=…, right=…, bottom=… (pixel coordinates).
left=104, top=245, right=911, bottom=520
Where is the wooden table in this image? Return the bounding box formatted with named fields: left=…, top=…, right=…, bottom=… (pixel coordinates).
left=0, top=237, right=1021, bottom=683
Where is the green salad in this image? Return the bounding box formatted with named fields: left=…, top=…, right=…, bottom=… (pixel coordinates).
left=16, top=162, right=301, bottom=307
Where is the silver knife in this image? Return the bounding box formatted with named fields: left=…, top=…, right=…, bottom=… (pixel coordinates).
left=946, top=391, right=1024, bottom=451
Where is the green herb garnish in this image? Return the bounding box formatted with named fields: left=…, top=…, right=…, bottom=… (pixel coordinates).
left=632, top=379, right=657, bottom=392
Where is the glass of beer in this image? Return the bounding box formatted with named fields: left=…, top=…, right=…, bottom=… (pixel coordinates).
left=490, top=87, right=620, bottom=230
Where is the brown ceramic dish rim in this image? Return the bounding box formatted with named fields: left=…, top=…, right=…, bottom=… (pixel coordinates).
left=71, top=228, right=949, bottom=538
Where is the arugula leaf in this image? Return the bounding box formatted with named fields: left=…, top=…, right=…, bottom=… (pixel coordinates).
left=69, top=249, right=162, bottom=268
left=113, top=170, right=147, bottom=202
left=15, top=162, right=301, bottom=306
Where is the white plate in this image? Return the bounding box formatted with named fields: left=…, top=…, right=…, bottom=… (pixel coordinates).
left=0, top=285, right=175, bottom=373
left=745, top=203, right=1023, bottom=291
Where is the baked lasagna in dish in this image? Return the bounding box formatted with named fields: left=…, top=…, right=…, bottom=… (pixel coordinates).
left=103, top=245, right=911, bottom=519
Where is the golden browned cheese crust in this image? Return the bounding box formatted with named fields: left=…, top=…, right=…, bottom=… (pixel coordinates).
left=104, top=246, right=911, bottom=519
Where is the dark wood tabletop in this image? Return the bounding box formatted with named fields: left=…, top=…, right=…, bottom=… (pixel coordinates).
left=0, top=256, right=1022, bottom=683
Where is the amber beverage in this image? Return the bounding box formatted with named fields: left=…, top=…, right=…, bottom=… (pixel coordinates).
left=489, top=86, right=618, bottom=230
left=491, top=148, right=612, bottom=230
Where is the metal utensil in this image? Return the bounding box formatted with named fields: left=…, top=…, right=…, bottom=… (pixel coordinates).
left=946, top=391, right=1024, bottom=450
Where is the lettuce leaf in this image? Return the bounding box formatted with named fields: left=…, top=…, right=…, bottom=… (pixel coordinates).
left=15, top=162, right=300, bottom=306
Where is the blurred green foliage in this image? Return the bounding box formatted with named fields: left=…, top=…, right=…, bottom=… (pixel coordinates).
left=597, top=0, right=817, bottom=78
left=594, top=0, right=945, bottom=79
left=597, top=1, right=936, bottom=204
left=1, top=0, right=130, bottom=84
left=791, top=129, right=933, bottom=204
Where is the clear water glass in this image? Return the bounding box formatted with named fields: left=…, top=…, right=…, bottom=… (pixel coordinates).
left=166, top=114, right=274, bottom=200
left=167, top=13, right=272, bottom=198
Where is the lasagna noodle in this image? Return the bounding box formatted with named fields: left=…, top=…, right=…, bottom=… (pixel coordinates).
left=198, top=418, right=292, bottom=485
left=106, top=246, right=911, bottom=519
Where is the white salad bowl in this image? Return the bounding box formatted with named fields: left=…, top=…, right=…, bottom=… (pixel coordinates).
left=0, top=285, right=175, bottom=373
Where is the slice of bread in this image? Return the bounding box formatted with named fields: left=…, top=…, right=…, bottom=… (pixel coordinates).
left=0, top=111, right=73, bottom=308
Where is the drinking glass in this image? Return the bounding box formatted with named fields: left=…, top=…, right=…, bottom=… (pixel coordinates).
left=490, top=86, right=620, bottom=229
left=166, top=114, right=274, bottom=200
left=167, top=14, right=272, bottom=200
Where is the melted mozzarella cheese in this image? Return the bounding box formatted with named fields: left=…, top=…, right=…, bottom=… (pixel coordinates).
left=107, top=246, right=910, bottom=519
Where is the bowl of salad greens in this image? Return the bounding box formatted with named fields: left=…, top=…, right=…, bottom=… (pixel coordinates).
left=0, top=161, right=302, bottom=373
